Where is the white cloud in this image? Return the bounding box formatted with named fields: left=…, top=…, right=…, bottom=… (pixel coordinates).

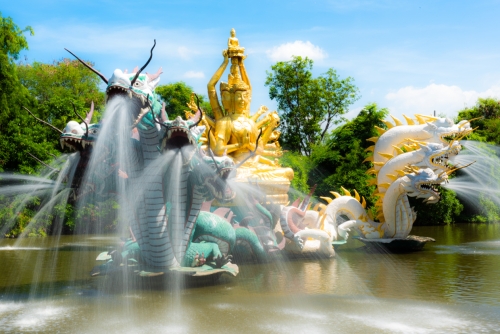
left=384, top=84, right=500, bottom=119
left=177, top=46, right=190, bottom=60
left=30, top=24, right=214, bottom=62
left=266, top=41, right=327, bottom=62
left=183, top=71, right=205, bottom=79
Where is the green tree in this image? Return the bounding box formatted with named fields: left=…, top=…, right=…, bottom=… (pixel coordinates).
left=0, top=13, right=35, bottom=173
left=265, top=56, right=360, bottom=156
left=9, top=59, right=105, bottom=173
left=457, top=97, right=500, bottom=144
left=156, top=81, right=212, bottom=119
left=455, top=98, right=500, bottom=223
left=0, top=13, right=33, bottom=59
left=279, top=151, right=313, bottom=201
left=409, top=188, right=464, bottom=225
left=309, top=103, right=388, bottom=206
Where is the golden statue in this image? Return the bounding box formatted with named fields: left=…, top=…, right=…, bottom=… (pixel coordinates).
left=199, top=28, right=294, bottom=204
left=227, top=28, right=245, bottom=58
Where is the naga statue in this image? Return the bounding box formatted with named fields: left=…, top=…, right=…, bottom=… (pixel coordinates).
left=65, top=56, right=240, bottom=277
left=320, top=168, right=448, bottom=241
left=365, top=114, right=472, bottom=173
left=24, top=103, right=117, bottom=202
left=135, top=106, right=238, bottom=272
left=313, top=115, right=473, bottom=250
left=276, top=113, right=473, bottom=252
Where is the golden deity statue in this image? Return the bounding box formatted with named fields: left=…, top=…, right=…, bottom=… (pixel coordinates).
left=199, top=28, right=294, bottom=204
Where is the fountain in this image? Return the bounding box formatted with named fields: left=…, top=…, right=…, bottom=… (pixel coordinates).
left=2, top=29, right=500, bottom=333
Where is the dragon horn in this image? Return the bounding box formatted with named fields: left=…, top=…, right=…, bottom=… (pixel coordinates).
left=188, top=93, right=203, bottom=128
left=27, top=153, right=60, bottom=172
left=449, top=132, right=468, bottom=148
left=24, top=106, right=63, bottom=134
left=444, top=161, right=476, bottom=176
left=84, top=101, right=95, bottom=124
left=72, top=102, right=88, bottom=137
left=147, top=67, right=163, bottom=81
left=130, top=40, right=156, bottom=87
left=64, top=48, right=108, bottom=84
left=459, top=117, right=483, bottom=128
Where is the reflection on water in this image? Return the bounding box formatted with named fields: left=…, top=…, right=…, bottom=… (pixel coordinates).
left=1, top=224, right=500, bottom=333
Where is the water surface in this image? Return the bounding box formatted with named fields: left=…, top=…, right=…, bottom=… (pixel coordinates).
left=1, top=224, right=499, bottom=333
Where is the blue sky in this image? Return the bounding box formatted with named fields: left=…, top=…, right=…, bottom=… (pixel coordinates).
left=4, top=0, right=500, bottom=122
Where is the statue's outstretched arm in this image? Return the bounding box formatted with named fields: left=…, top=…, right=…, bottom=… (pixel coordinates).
left=238, top=57, right=251, bottom=92
left=251, top=105, right=268, bottom=123
left=207, top=50, right=229, bottom=120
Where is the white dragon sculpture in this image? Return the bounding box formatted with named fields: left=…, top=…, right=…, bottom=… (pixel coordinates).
left=278, top=114, right=473, bottom=251
left=323, top=167, right=449, bottom=240
left=366, top=114, right=472, bottom=174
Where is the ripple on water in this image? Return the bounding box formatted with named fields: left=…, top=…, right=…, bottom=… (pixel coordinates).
left=434, top=240, right=500, bottom=255
left=0, top=246, right=45, bottom=251
left=0, top=300, right=75, bottom=332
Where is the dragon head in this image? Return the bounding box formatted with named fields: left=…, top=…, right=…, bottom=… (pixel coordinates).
left=202, top=152, right=236, bottom=181
left=60, top=122, right=100, bottom=151
left=160, top=116, right=205, bottom=153
left=59, top=102, right=99, bottom=151
left=106, top=68, right=163, bottom=129
left=414, top=141, right=461, bottom=174
left=198, top=152, right=236, bottom=203
left=65, top=43, right=163, bottom=130
left=401, top=167, right=447, bottom=204
left=159, top=96, right=203, bottom=154
left=423, top=117, right=472, bottom=145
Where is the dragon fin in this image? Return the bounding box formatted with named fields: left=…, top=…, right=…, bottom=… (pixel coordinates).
left=381, top=120, right=394, bottom=129
left=378, top=152, right=394, bottom=160
left=379, top=182, right=392, bottom=189
left=340, top=187, right=351, bottom=197
left=320, top=196, right=333, bottom=204
left=363, top=156, right=374, bottom=163
left=386, top=174, right=398, bottom=181
left=375, top=126, right=386, bottom=135
left=403, top=114, right=415, bottom=125
left=392, top=145, right=404, bottom=155
left=354, top=189, right=361, bottom=201
left=391, top=115, right=404, bottom=126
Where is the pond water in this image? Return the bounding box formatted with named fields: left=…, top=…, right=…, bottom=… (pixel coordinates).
left=1, top=224, right=499, bottom=333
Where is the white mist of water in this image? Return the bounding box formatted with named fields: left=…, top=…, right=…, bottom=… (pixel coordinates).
left=75, top=96, right=138, bottom=235
left=0, top=153, right=78, bottom=237
left=445, top=140, right=500, bottom=215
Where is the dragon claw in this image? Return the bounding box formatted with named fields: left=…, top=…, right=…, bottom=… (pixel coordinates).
left=214, top=254, right=232, bottom=268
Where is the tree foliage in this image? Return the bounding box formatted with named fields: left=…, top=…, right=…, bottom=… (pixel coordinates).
left=279, top=151, right=313, bottom=201
left=0, top=13, right=35, bottom=173
left=0, top=12, right=33, bottom=59
left=1, top=59, right=105, bottom=173
left=265, top=56, right=359, bottom=156
left=156, top=81, right=212, bottom=120
left=454, top=98, right=500, bottom=223
left=409, top=188, right=464, bottom=225
left=309, top=103, right=387, bottom=207
left=457, top=97, right=500, bottom=144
